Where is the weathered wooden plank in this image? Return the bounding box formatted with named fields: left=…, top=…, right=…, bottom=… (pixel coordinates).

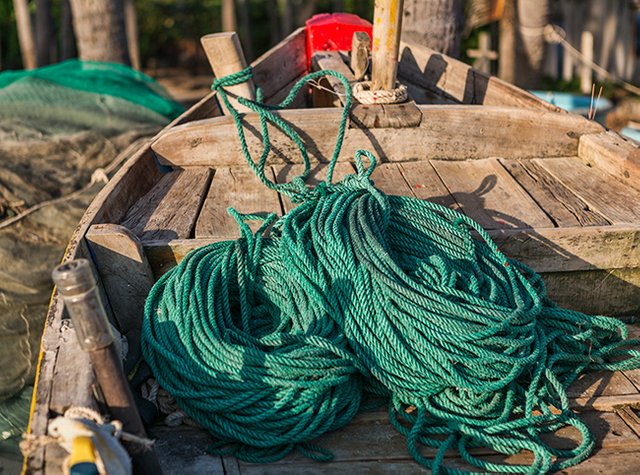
left=488, top=225, right=640, bottom=273
left=195, top=167, right=282, bottom=239
left=398, top=160, right=459, bottom=209
left=201, top=32, right=255, bottom=114
left=263, top=72, right=308, bottom=108
left=49, top=319, right=96, bottom=415
left=252, top=27, right=307, bottom=100
left=369, top=162, right=412, bottom=195
left=616, top=406, right=640, bottom=438
left=232, top=411, right=639, bottom=472
left=152, top=425, right=225, bottom=474
left=397, top=41, right=566, bottom=113
left=579, top=131, right=640, bottom=192
left=501, top=159, right=610, bottom=227
left=272, top=162, right=355, bottom=212
left=537, top=156, right=640, bottom=224
left=567, top=370, right=639, bottom=399
left=121, top=168, right=212, bottom=241
left=85, top=224, right=155, bottom=368
left=431, top=158, right=554, bottom=230
left=152, top=106, right=601, bottom=168
left=350, top=31, right=370, bottom=80
left=311, top=50, right=354, bottom=107
left=310, top=50, right=423, bottom=128
left=541, top=268, right=640, bottom=317
left=349, top=102, right=423, bottom=129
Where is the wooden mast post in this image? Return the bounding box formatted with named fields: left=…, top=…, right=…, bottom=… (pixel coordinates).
left=201, top=32, right=256, bottom=114
left=371, top=0, right=404, bottom=91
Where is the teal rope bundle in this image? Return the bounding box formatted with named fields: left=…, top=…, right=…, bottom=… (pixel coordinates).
left=142, top=68, right=640, bottom=472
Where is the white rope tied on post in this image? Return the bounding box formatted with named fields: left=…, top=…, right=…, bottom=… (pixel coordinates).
left=352, top=81, right=408, bottom=104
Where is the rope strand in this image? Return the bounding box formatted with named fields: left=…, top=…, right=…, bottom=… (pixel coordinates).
left=142, top=68, right=640, bottom=472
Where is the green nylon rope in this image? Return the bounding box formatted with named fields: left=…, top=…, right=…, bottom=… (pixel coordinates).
left=141, top=67, right=640, bottom=473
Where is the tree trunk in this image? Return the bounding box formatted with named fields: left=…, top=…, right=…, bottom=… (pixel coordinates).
left=222, top=0, right=237, bottom=32
left=69, top=0, right=129, bottom=64
left=237, top=0, right=253, bottom=60
left=401, top=0, right=465, bottom=57
left=514, top=0, right=548, bottom=88
left=36, top=0, right=54, bottom=66
left=498, top=0, right=516, bottom=83
left=60, top=0, right=76, bottom=60
left=123, top=0, right=140, bottom=69
left=13, top=0, right=37, bottom=69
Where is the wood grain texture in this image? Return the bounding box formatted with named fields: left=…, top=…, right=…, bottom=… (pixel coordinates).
left=201, top=32, right=255, bottom=113
left=152, top=106, right=602, bottom=168
left=369, top=162, right=412, bottom=195
left=195, top=167, right=282, bottom=239
left=263, top=72, right=308, bottom=108
left=579, top=131, right=640, bottom=192
left=272, top=162, right=354, bottom=212
left=541, top=268, right=640, bottom=317
left=349, top=102, right=423, bottom=129
left=489, top=225, right=640, bottom=273
left=537, top=156, right=640, bottom=224
left=121, top=168, right=212, bottom=241
left=398, top=160, right=459, bottom=209
left=311, top=50, right=354, bottom=107
left=397, top=41, right=567, bottom=112
left=252, top=27, right=307, bottom=100
left=85, top=224, right=155, bottom=368
left=501, top=159, right=610, bottom=227
left=49, top=320, right=97, bottom=415
left=431, top=158, right=554, bottom=229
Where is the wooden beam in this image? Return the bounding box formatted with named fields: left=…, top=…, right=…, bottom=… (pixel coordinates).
left=578, top=131, right=640, bottom=192
left=398, top=40, right=563, bottom=111
left=151, top=106, right=602, bottom=167
left=251, top=27, right=307, bottom=101
left=201, top=32, right=255, bottom=113
left=85, top=224, right=155, bottom=368
left=371, top=0, right=404, bottom=91
left=351, top=31, right=371, bottom=80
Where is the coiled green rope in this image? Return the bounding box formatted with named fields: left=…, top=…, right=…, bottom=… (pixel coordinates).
left=142, top=67, right=640, bottom=472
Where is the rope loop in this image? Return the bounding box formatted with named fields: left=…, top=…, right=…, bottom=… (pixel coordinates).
left=143, top=66, right=640, bottom=472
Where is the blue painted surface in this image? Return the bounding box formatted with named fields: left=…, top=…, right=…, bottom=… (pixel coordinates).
left=530, top=91, right=612, bottom=118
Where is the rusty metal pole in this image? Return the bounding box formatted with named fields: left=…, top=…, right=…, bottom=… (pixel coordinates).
left=371, top=0, right=405, bottom=91
left=52, top=259, right=162, bottom=474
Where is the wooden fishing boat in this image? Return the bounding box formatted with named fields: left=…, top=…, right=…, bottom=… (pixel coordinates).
left=25, top=11, right=640, bottom=474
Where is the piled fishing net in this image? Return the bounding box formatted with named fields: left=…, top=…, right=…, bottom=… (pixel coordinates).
left=142, top=69, right=640, bottom=472
left=0, top=60, right=183, bottom=462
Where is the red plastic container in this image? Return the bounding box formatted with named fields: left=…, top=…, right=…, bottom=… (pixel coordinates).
left=305, top=13, right=373, bottom=67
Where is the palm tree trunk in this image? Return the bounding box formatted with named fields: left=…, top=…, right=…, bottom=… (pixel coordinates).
left=13, top=0, right=37, bottom=69
left=222, top=0, right=237, bottom=32
left=401, top=0, right=465, bottom=57
left=69, top=0, right=130, bottom=64
left=36, top=0, right=54, bottom=66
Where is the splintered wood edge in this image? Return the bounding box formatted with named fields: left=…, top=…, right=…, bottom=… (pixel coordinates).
left=578, top=131, right=640, bottom=192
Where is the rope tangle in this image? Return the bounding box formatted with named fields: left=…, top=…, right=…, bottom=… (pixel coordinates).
left=141, top=68, right=640, bottom=473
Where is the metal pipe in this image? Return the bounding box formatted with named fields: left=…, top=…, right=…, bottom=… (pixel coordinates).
left=52, top=259, right=162, bottom=474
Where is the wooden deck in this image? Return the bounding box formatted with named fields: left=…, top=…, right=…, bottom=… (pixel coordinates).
left=123, top=154, right=640, bottom=316
left=149, top=329, right=640, bottom=474
left=112, top=157, right=640, bottom=473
